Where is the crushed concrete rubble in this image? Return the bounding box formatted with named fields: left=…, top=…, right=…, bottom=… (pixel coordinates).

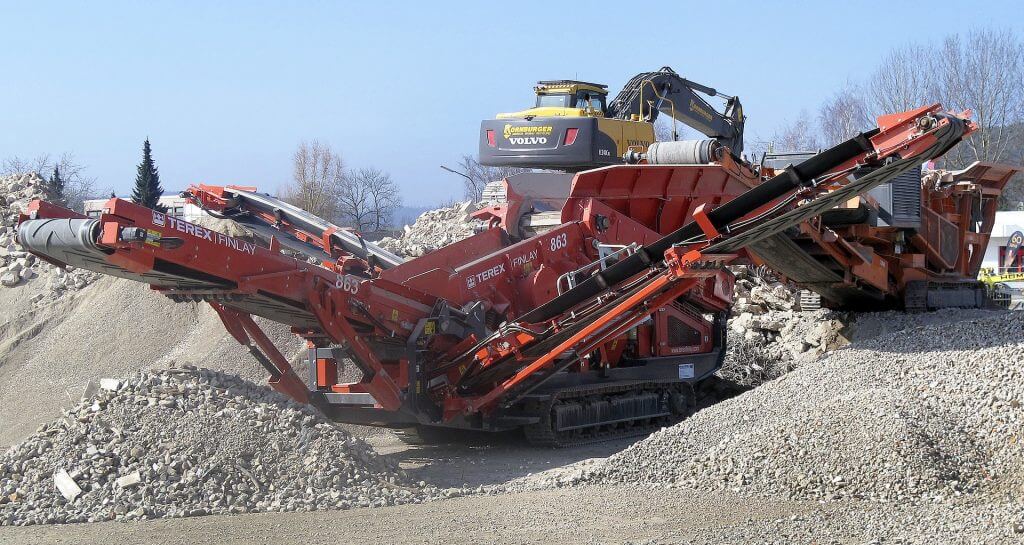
left=0, top=172, right=98, bottom=297
left=377, top=201, right=481, bottom=257
left=0, top=367, right=452, bottom=526
left=718, top=266, right=846, bottom=387
left=191, top=213, right=251, bottom=239
left=582, top=310, right=1024, bottom=505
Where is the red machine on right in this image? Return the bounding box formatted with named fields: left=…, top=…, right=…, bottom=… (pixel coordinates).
left=749, top=156, right=1022, bottom=311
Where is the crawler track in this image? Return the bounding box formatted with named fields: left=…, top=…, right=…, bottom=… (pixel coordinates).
left=520, top=381, right=692, bottom=447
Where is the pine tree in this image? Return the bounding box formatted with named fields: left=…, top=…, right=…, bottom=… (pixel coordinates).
left=49, top=165, right=65, bottom=201
left=131, top=138, right=165, bottom=210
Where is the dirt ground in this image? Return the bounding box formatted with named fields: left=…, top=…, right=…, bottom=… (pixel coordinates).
left=0, top=429, right=800, bottom=544
left=0, top=485, right=811, bottom=545
left=0, top=432, right=1006, bottom=544
left=0, top=430, right=851, bottom=545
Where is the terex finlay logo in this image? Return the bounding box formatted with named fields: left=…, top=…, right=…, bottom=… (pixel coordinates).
left=465, top=263, right=505, bottom=290
left=152, top=210, right=166, bottom=227
left=503, top=124, right=552, bottom=145
left=162, top=215, right=258, bottom=255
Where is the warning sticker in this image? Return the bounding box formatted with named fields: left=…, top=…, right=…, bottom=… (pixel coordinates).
left=145, top=229, right=162, bottom=247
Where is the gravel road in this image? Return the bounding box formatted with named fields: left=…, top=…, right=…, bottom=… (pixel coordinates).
left=1, top=483, right=1018, bottom=544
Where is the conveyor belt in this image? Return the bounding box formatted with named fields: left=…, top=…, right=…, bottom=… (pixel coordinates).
left=749, top=234, right=886, bottom=307
left=207, top=187, right=405, bottom=268
left=17, top=217, right=322, bottom=329
left=519, top=113, right=967, bottom=323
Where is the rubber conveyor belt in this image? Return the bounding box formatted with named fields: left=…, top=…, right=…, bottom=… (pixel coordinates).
left=16, top=217, right=322, bottom=329
left=210, top=187, right=405, bottom=268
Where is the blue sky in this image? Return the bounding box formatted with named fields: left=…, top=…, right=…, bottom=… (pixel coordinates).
left=1, top=1, right=1021, bottom=205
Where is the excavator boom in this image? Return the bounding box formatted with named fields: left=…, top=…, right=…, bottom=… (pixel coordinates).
left=607, top=67, right=744, bottom=154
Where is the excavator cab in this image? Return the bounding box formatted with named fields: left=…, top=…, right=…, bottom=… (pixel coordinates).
left=533, top=83, right=608, bottom=115
left=572, top=89, right=608, bottom=116
left=497, top=81, right=610, bottom=119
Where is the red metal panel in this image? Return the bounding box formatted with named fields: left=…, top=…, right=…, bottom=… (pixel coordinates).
left=562, top=162, right=756, bottom=235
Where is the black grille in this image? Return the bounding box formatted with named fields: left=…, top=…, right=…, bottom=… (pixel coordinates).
left=667, top=316, right=701, bottom=348
left=890, top=168, right=922, bottom=227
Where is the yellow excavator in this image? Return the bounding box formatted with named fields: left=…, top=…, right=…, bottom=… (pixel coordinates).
left=479, top=67, right=745, bottom=171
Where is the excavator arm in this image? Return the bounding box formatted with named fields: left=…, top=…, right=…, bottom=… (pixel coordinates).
left=607, top=67, right=744, bottom=154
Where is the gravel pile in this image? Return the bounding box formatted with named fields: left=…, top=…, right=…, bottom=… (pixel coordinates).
left=0, top=172, right=97, bottom=297
left=587, top=310, right=1024, bottom=504
left=377, top=201, right=480, bottom=257
left=0, top=367, right=446, bottom=526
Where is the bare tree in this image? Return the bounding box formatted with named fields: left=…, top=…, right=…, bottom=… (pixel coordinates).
left=281, top=140, right=345, bottom=220
left=770, top=110, right=821, bottom=152
left=1, top=152, right=97, bottom=212
left=933, top=29, right=1024, bottom=167
left=996, top=122, right=1024, bottom=209
left=1, top=154, right=52, bottom=175
left=336, top=172, right=373, bottom=232
left=867, top=43, right=938, bottom=115
left=456, top=155, right=526, bottom=202
left=346, top=167, right=401, bottom=232
left=53, top=153, right=97, bottom=211
left=653, top=117, right=675, bottom=142
left=865, top=29, right=1023, bottom=170
left=818, top=84, right=873, bottom=146
left=653, top=117, right=704, bottom=142
left=281, top=141, right=404, bottom=231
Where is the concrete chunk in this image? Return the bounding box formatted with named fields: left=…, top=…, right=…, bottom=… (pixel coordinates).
left=0, top=271, right=19, bottom=287
left=116, top=471, right=142, bottom=489
left=81, top=380, right=99, bottom=401
left=99, top=378, right=121, bottom=391
left=53, top=469, right=82, bottom=501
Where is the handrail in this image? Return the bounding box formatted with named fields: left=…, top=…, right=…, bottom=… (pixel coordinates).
left=556, top=244, right=638, bottom=295
left=638, top=80, right=678, bottom=140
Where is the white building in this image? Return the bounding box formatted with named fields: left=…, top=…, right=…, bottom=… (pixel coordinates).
left=982, top=210, right=1024, bottom=273
left=82, top=194, right=206, bottom=223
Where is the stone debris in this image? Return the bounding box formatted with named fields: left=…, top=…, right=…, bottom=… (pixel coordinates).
left=585, top=310, right=1024, bottom=504
left=190, top=213, right=251, bottom=239
left=0, top=172, right=98, bottom=297
left=114, top=472, right=141, bottom=489
left=0, top=367, right=451, bottom=526
left=718, top=266, right=846, bottom=387
left=52, top=470, right=81, bottom=502
left=377, top=201, right=481, bottom=257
